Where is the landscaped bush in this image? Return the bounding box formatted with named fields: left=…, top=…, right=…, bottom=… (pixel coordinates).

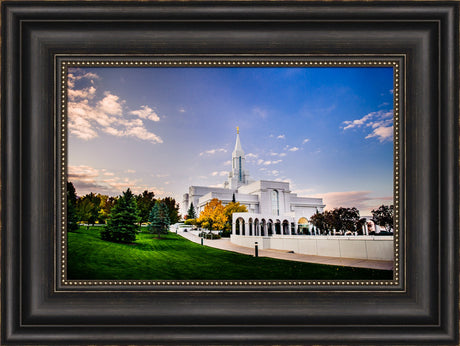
left=220, top=230, right=231, bottom=238
left=184, top=218, right=196, bottom=225
left=199, top=231, right=221, bottom=239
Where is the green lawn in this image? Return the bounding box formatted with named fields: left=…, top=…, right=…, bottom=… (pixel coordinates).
left=67, top=226, right=393, bottom=280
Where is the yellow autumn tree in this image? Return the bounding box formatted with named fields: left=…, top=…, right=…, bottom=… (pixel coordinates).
left=223, top=202, right=248, bottom=232
left=197, top=198, right=227, bottom=230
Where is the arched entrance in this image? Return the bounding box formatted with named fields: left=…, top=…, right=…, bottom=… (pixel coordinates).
left=261, top=218, right=267, bottom=236
left=298, top=217, right=309, bottom=235
left=282, top=220, right=290, bottom=235
left=248, top=218, right=253, bottom=236
left=235, top=217, right=245, bottom=235
left=267, top=219, right=274, bottom=236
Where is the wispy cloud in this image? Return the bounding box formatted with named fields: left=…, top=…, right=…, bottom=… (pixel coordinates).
left=257, top=159, right=282, bottom=166
left=342, top=110, right=393, bottom=143
left=69, top=164, right=166, bottom=197
left=68, top=71, right=99, bottom=90
left=269, top=152, right=286, bottom=157
left=154, top=173, right=170, bottom=178
left=68, top=69, right=163, bottom=144
left=97, top=92, right=124, bottom=116
left=68, top=86, right=96, bottom=101
left=130, top=105, right=160, bottom=122
left=252, top=107, right=268, bottom=119
left=312, top=190, right=393, bottom=215
left=211, top=171, right=228, bottom=177
left=365, top=126, right=393, bottom=142
left=284, top=145, right=300, bottom=152
left=302, top=138, right=310, bottom=144
left=277, top=134, right=285, bottom=139
left=199, top=148, right=227, bottom=156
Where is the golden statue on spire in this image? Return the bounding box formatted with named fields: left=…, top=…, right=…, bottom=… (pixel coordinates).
left=236, top=126, right=239, bottom=134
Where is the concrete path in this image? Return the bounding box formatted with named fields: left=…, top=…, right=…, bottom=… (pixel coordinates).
left=177, top=229, right=393, bottom=271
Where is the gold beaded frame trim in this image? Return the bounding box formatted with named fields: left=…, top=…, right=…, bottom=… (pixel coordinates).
left=57, top=57, right=403, bottom=290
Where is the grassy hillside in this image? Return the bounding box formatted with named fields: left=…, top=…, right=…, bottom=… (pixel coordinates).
left=67, top=226, right=393, bottom=280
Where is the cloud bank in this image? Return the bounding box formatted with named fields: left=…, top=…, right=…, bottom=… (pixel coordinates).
left=342, top=110, right=393, bottom=143
left=68, top=69, right=163, bottom=144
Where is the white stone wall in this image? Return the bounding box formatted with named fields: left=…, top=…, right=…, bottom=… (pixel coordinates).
left=230, top=235, right=394, bottom=261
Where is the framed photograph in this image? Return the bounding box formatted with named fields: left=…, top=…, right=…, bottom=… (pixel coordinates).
left=64, top=60, right=396, bottom=283
left=2, top=1, right=458, bottom=345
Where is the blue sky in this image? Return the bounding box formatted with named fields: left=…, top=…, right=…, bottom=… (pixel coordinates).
left=68, top=66, right=394, bottom=216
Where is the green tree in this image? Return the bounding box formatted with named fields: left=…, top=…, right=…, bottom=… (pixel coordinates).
left=187, top=202, right=197, bottom=220
left=148, top=201, right=170, bottom=238
left=136, top=190, right=156, bottom=227
left=101, top=188, right=140, bottom=243
left=98, top=195, right=118, bottom=224
left=66, top=181, right=79, bottom=231
left=313, top=207, right=361, bottom=234
left=77, top=192, right=101, bottom=228
left=371, top=205, right=394, bottom=231
left=310, top=211, right=326, bottom=234
left=223, top=202, right=248, bottom=232
left=340, top=207, right=361, bottom=233
left=159, top=197, right=180, bottom=225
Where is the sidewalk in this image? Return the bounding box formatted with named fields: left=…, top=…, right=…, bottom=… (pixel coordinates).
left=177, top=229, right=393, bottom=271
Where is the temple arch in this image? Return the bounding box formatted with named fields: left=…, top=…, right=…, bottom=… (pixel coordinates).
left=298, top=217, right=310, bottom=235
left=282, top=219, right=290, bottom=235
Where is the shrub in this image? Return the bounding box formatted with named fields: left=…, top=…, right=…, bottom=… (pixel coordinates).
left=199, top=231, right=221, bottom=239
left=184, top=218, right=196, bottom=225
left=220, top=230, right=231, bottom=238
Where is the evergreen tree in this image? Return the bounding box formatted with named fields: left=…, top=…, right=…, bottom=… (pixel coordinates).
left=232, top=193, right=236, bottom=203
left=187, top=202, right=197, bottom=220
left=136, top=190, right=156, bottom=227
left=101, top=188, right=140, bottom=243
left=159, top=197, right=180, bottom=224
left=66, top=181, right=79, bottom=231
left=148, top=201, right=170, bottom=238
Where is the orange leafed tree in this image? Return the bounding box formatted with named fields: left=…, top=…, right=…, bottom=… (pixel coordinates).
left=223, top=202, right=248, bottom=231
left=197, top=198, right=227, bottom=230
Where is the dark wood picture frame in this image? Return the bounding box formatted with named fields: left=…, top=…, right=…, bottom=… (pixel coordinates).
left=2, top=1, right=458, bottom=345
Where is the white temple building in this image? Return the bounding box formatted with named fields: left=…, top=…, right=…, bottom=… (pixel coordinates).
left=180, top=128, right=394, bottom=261
left=182, top=128, right=326, bottom=235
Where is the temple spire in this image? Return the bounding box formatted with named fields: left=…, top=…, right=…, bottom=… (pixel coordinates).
left=225, top=128, right=250, bottom=189
left=233, top=127, right=244, bottom=156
